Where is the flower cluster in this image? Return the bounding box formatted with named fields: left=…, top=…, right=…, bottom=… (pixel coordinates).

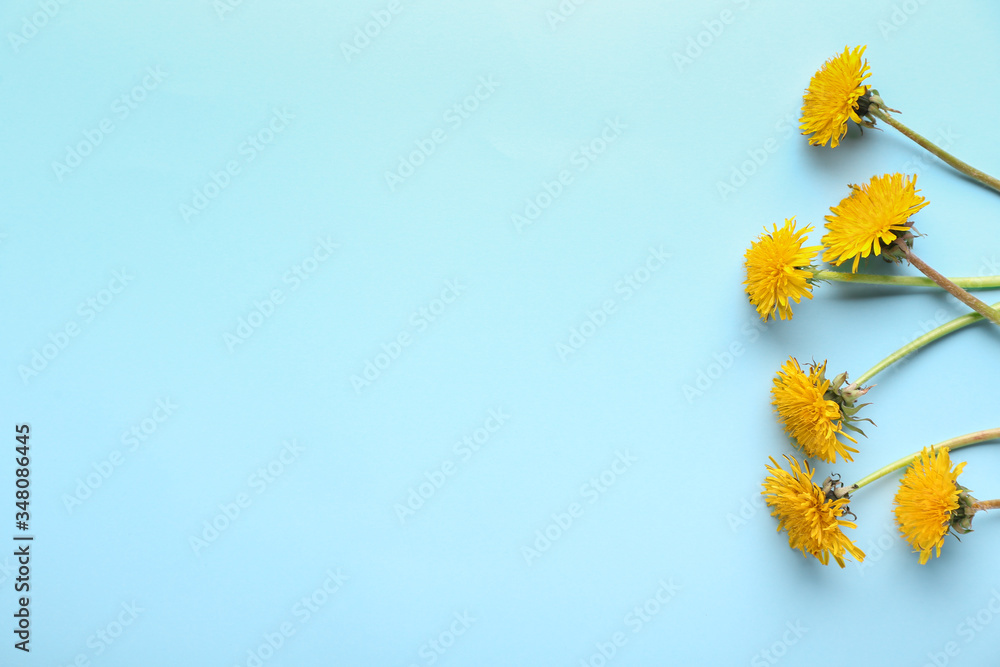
left=743, top=174, right=933, bottom=323
left=751, top=45, right=1000, bottom=568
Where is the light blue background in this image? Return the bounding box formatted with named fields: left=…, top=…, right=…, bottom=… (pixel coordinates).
left=3, top=1, right=1000, bottom=665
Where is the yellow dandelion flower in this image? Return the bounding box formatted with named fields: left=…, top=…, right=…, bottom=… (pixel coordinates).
left=894, top=447, right=969, bottom=564
left=771, top=358, right=859, bottom=464
left=800, top=45, right=872, bottom=148
left=743, top=218, right=821, bottom=322
left=762, top=455, right=865, bottom=567
left=823, top=173, right=929, bottom=272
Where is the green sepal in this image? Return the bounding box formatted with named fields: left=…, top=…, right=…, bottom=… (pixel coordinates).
left=950, top=484, right=979, bottom=536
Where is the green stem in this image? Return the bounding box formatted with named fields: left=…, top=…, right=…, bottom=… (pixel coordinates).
left=812, top=269, right=1000, bottom=289
left=853, top=300, right=1000, bottom=385
left=897, top=240, right=1000, bottom=328
left=850, top=428, right=1000, bottom=491
left=869, top=107, right=1000, bottom=195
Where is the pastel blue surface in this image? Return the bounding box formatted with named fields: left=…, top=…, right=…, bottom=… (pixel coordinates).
left=3, top=1, right=1000, bottom=665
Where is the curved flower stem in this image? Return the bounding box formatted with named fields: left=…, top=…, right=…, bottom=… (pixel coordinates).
left=972, top=500, right=1000, bottom=512
left=870, top=107, right=1000, bottom=195
left=853, top=299, right=1000, bottom=385
left=895, top=239, right=1000, bottom=327
left=848, top=427, right=1000, bottom=492
left=812, top=269, right=1000, bottom=289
